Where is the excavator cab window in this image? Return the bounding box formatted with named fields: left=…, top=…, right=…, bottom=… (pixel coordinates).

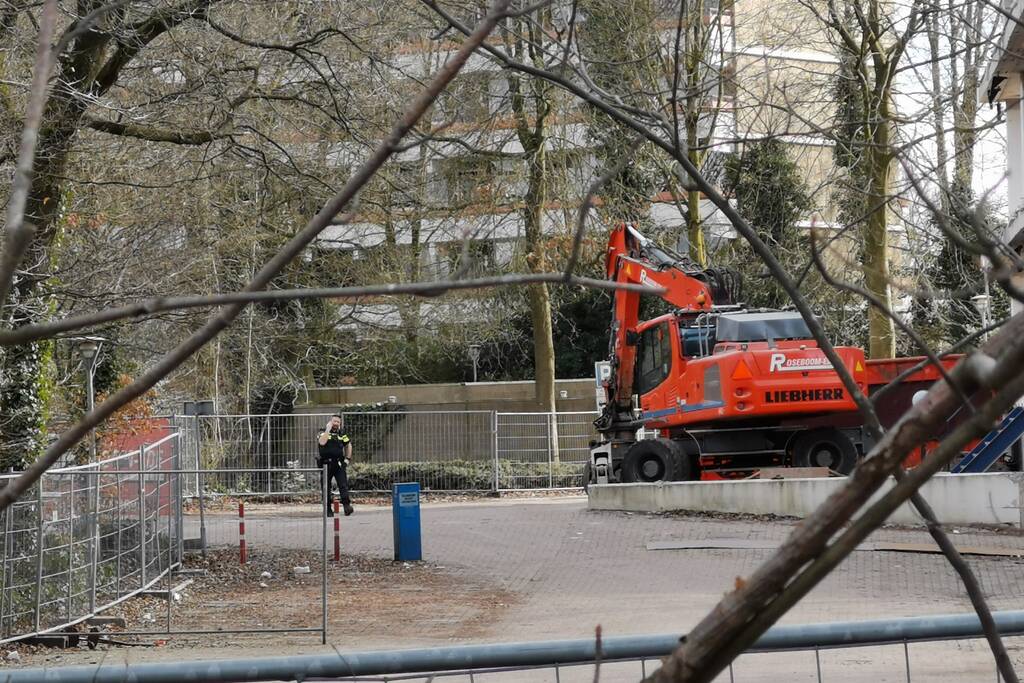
left=635, top=322, right=672, bottom=394
left=680, top=326, right=715, bottom=358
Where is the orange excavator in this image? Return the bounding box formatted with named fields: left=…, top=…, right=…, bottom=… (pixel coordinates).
left=588, top=224, right=960, bottom=485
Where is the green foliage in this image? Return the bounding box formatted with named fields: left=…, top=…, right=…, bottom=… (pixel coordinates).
left=0, top=296, right=48, bottom=470
left=831, top=14, right=869, bottom=267
left=722, top=140, right=810, bottom=309
left=911, top=196, right=1004, bottom=351
left=576, top=0, right=663, bottom=221
left=475, top=284, right=613, bottom=381
left=347, top=459, right=583, bottom=491
left=551, top=287, right=613, bottom=378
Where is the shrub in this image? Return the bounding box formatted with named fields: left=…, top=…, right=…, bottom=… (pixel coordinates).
left=347, top=459, right=583, bottom=491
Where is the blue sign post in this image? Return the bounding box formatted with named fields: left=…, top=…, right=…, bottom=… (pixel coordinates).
left=392, top=482, right=422, bottom=561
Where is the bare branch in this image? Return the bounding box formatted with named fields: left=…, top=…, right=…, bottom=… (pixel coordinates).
left=0, top=0, right=57, bottom=314
left=414, top=5, right=1024, bottom=681
left=0, top=273, right=663, bottom=347
left=808, top=229, right=973, bottom=411
left=564, top=142, right=638, bottom=280
left=698, top=366, right=1024, bottom=678
left=84, top=116, right=228, bottom=145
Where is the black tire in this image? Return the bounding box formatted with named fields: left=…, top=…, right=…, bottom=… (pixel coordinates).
left=621, top=439, right=694, bottom=483
left=791, top=428, right=857, bottom=475
left=582, top=462, right=593, bottom=492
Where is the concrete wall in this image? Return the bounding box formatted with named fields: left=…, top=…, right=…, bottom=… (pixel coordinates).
left=300, top=378, right=598, bottom=414
left=589, top=473, right=1024, bottom=527
left=298, top=380, right=602, bottom=463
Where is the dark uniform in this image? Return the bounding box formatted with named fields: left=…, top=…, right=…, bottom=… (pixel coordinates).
left=317, top=430, right=353, bottom=516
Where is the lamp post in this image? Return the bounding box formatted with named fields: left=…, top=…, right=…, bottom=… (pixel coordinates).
left=468, top=344, right=481, bottom=383
left=971, top=293, right=991, bottom=340
left=77, top=338, right=102, bottom=461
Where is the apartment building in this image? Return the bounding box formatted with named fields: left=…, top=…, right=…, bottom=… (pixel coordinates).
left=318, top=0, right=849, bottom=330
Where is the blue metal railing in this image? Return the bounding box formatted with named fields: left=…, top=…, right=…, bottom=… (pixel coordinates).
left=9, top=610, right=1024, bottom=682
left=952, top=407, right=1024, bottom=473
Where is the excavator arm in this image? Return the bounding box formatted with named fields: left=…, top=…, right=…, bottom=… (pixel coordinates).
left=598, top=224, right=738, bottom=432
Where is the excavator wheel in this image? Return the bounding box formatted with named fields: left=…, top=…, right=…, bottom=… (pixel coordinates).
left=621, top=439, right=694, bottom=483
left=791, top=428, right=857, bottom=475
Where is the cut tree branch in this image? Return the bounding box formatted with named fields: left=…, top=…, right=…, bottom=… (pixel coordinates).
left=84, top=116, right=228, bottom=145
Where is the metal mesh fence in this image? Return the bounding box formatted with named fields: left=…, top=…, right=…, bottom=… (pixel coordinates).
left=495, top=412, right=597, bottom=489
left=170, top=411, right=600, bottom=494
left=0, top=434, right=182, bottom=642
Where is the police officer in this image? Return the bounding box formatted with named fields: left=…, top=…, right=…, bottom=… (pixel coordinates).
left=317, top=414, right=354, bottom=516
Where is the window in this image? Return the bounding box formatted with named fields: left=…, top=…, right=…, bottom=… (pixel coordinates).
left=439, top=72, right=492, bottom=123
left=635, top=322, right=673, bottom=395
left=440, top=156, right=496, bottom=204
left=720, top=62, right=737, bottom=99
left=380, top=160, right=423, bottom=207
left=436, top=239, right=496, bottom=277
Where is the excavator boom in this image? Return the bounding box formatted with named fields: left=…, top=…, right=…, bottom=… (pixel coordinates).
left=600, top=224, right=738, bottom=429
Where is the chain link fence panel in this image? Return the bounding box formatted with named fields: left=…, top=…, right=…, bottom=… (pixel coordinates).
left=0, top=433, right=183, bottom=643
left=171, top=411, right=598, bottom=494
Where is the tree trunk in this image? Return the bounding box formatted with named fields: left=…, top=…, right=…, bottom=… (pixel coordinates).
left=522, top=141, right=559, bottom=462
left=927, top=9, right=950, bottom=211
left=509, top=13, right=559, bottom=462
left=953, top=56, right=978, bottom=199
left=0, top=92, right=86, bottom=469
left=864, top=102, right=896, bottom=359
left=688, top=80, right=704, bottom=264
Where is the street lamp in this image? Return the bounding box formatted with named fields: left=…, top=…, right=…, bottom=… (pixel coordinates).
left=971, top=293, right=991, bottom=338
left=77, top=338, right=103, bottom=460
left=468, top=344, right=481, bottom=383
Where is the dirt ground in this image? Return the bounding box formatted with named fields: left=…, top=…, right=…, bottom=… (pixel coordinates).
left=9, top=546, right=515, bottom=668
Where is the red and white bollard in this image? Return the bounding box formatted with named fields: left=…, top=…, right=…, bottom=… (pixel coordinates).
left=239, top=501, right=247, bottom=564
left=333, top=500, right=340, bottom=561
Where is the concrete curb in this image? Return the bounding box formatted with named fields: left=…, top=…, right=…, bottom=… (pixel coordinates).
left=588, top=472, right=1024, bottom=526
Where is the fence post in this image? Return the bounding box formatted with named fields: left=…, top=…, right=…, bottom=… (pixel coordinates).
left=492, top=411, right=499, bottom=493
left=321, top=462, right=328, bottom=645
left=89, top=464, right=100, bottom=615
left=33, top=481, right=42, bottom=632
left=175, top=435, right=184, bottom=568
left=238, top=501, right=247, bottom=564
left=115, top=469, right=122, bottom=597
left=265, top=416, right=272, bottom=495
left=547, top=414, right=554, bottom=489
left=194, top=415, right=207, bottom=560
left=1, top=496, right=11, bottom=638
left=138, top=445, right=146, bottom=589
left=333, top=501, right=340, bottom=562
left=166, top=472, right=173, bottom=634
left=66, top=476, right=74, bottom=619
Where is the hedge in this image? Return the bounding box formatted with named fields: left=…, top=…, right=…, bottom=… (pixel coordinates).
left=347, top=459, right=584, bottom=491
